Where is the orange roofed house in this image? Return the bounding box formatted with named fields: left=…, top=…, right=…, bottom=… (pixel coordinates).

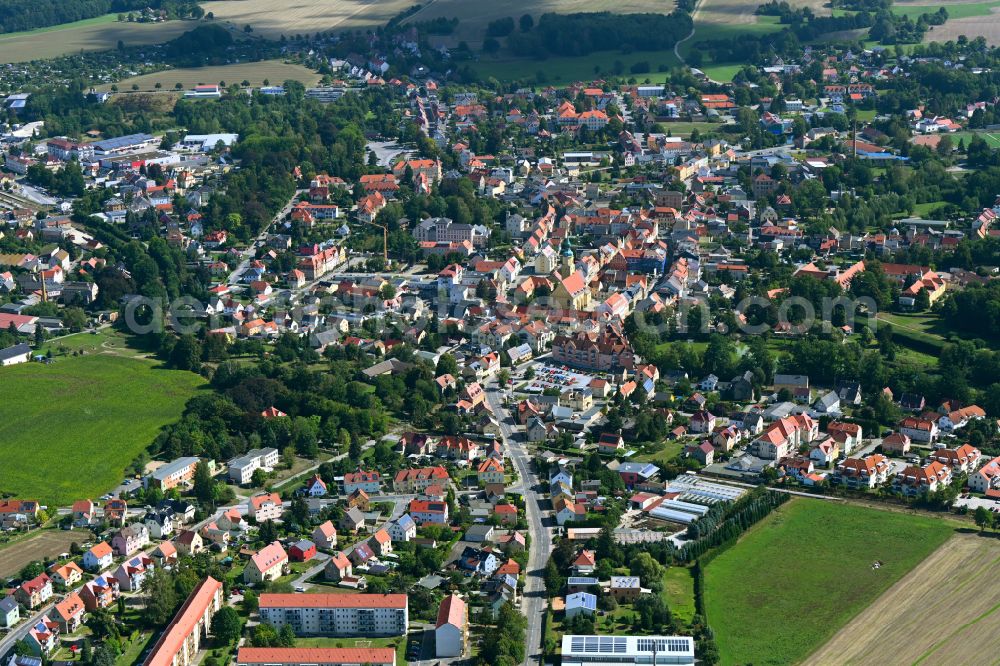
left=244, top=541, right=288, bottom=584
left=894, top=461, right=952, bottom=497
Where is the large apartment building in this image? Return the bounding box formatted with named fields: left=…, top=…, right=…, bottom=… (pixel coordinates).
left=143, top=577, right=224, bottom=666
left=258, top=594, right=408, bottom=637
left=228, top=448, right=280, bottom=485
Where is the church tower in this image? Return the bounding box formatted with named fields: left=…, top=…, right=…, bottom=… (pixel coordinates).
left=559, top=237, right=575, bottom=279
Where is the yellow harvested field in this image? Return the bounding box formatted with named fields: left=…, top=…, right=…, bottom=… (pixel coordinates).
left=804, top=532, right=1000, bottom=666
left=921, top=10, right=1000, bottom=43
left=98, top=60, right=322, bottom=92
left=0, top=530, right=84, bottom=579
left=201, top=0, right=415, bottom=37
left=0, top=20, right=196, bottom=64
left=404, top=0, right=676, bottom=41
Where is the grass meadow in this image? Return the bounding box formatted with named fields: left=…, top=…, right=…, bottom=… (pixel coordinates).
left=703, top=499, right=954, bottom=665
left=0, top=353, right=204, bottom=506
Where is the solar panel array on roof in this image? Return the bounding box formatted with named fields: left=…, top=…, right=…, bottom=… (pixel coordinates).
left=93, top=133, right=155, bottom=152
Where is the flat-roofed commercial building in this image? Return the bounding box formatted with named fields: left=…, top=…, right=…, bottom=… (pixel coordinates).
left=561, top=635, right=695, bottom=666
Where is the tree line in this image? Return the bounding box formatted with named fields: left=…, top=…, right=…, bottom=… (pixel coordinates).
left=0, top=0, right=195, bottom=34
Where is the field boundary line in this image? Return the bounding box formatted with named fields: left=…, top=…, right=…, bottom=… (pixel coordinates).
left=912, top=598, right=1000, bottom=665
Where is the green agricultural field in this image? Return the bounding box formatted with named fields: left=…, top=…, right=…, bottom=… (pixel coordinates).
left=703, top=499, right=954, bottom=666
left=892, top=0, right=1000, bottom=21
left=0, top=353, right=204, bottom=506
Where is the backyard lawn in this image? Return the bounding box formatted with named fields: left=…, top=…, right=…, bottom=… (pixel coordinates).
left=703, top=499, right=954, bottom=666
left=0, top=352, right=204, bottom=506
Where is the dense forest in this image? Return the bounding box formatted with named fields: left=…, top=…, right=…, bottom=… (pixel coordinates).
left=504, top=11, right=693, bottom=58
left=0, top=0, right=199, bottom=34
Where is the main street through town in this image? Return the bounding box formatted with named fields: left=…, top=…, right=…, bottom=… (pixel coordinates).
left=485, top=382, right=551, bottom=666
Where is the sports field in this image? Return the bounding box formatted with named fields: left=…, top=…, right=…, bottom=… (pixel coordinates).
left=0, top=353, right=204, bottom=506
left=201, top=0, right=414, bottom=37
left=0, top=16, right=197, bottom=64
left=804, top=532, right=1000, bottom=665
left=703, top=499, right=955, bottom=666
left=98, top=59, right=321, bottom=92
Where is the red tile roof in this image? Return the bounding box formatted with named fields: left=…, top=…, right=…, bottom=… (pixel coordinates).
left=143, top=577, right=222, bottom=666
left=436, top=593, right=466, bottom=629
left=237, top=647, right=396, bottom=664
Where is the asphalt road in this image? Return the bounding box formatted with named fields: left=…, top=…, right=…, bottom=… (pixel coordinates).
left=485, top=382, right=551, bottom=666
left=226, top=190, right=304, bottom=285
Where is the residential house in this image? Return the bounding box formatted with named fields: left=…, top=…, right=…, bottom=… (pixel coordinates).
left=15, top=575, right=53, bottom=610
left=0, top=596, right=19, bottom=628
left=597, top=432, right=625, bottom=455
left=113, top=555, right=154, bottom=592
left=312, top=521, right=338, bottom=550
left=83, top=542, right=114, bottom=572
left=324, top=552, right=353, bottom=581
left=369, top=529, right=393, bottom=557
left=895, top=461, right=952, bottom=496
left=882, top=432, right=912, bottom=455
left=393, top=467, right=449, bottom=493
left=248, top=493, right=284, bottom=522
left=49, top=562, right=82, bottom=590
left=457, top=547, right=499, bottom=576
left=409, top=500, right=449, bottom=525
left=387, top=514, right=417, bottom=542
left=304, top=475, right=328, bottom=497
left=80, top=576, right=120, bottom=611
left=244, top=541, right=289, bottom=584
left=929, top=444, right=982, bottom=474
left=435, top=594, right=467, bottom=658
left=685, top=441, right=715, bottom=466
left=111, top=524, right=150, bottom=557
left=342, top=470, right=382, bottom=494
left=565, top=592, right=597, bottom=619
left=554, top=497, right=586, bottom=526
left=49, top=593, right=85, bottom=633
left=834, top=455, right=891, bottom=489
left=340, top=507, right=366, bottom=533
left=477, top=458, right=505, bottom=485
left=900, top=416, right=938, bottom=443
left=290, top=540, right=317, bottom=562
left=175, top=529, right=205, bottom=556
left=150, top=542, right=178, bottom=567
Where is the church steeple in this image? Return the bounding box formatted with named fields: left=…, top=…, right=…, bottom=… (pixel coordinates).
left=559, top=237, right=574, bottom=279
